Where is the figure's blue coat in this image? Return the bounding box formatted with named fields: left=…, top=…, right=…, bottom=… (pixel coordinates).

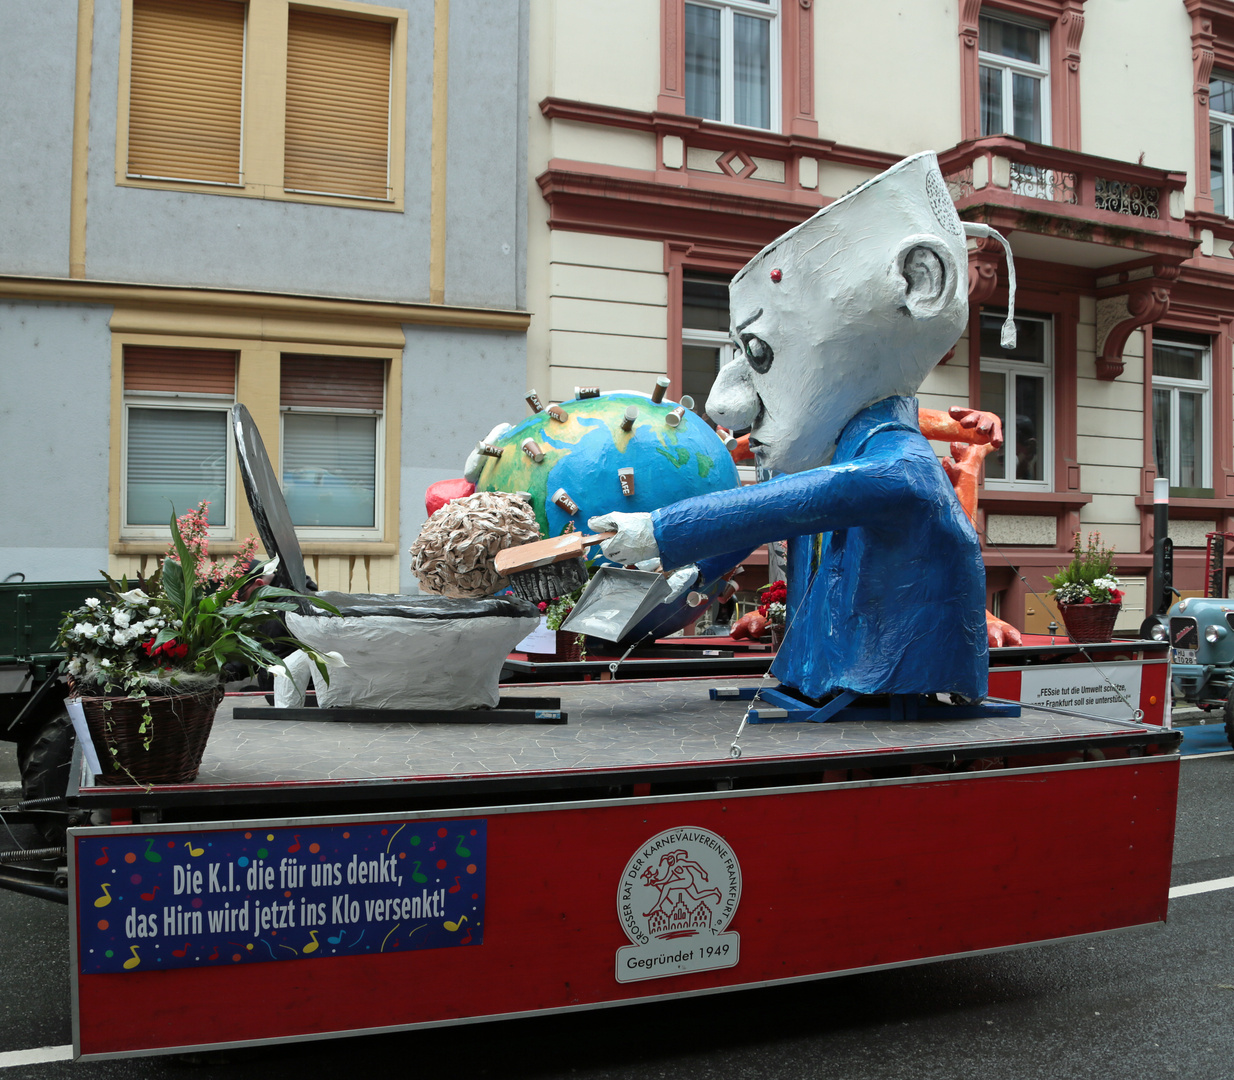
left=651, top=396, right=988, bottom=701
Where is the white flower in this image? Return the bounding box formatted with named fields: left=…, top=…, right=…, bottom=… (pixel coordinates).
left=119, top=588, right=148, bottom=606
left=324, top=651, right=349, bottom=668
left=113, top=630, right=129, bottom=646
left=99, top=658, right=112, bottom=668
left=130, top=622, right=146, bottom=636
left=84, top=596, right=101, bottom=610
left=267, top=664, right=289, bottom=679
left=67, top=657, right=84, bottom=675
left=147, top=605, right=161, bottom=616
left=112, top=610, right=131, bottom=628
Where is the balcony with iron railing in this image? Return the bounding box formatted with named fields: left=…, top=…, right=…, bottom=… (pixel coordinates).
left=938, top=136, right=1194, bottom=267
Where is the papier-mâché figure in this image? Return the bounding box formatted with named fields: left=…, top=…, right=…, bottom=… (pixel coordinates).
left=591, top=151, right=1008, bottom=702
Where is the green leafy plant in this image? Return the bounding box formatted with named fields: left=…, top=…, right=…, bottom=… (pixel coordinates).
left=1046, top=532, right=1124, bottom=606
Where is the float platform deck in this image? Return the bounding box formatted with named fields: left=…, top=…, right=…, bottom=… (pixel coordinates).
left=69, top=677, right=1179, bottom=812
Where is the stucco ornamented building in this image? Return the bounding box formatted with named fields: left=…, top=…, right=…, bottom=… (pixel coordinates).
left=1, top=0, right=529, bottom=594
left=526, top=0, right=1234, bottom=632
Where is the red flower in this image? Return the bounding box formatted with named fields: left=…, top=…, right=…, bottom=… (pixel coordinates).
left=537, top=602, right=548, bottom=613
left=1082, top=596, right=1093, bottom=604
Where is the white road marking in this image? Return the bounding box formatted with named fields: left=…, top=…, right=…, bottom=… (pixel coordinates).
left=0, top=1045, right=73, bottom=1068
left=1170, top=875, right=1234, bottom=899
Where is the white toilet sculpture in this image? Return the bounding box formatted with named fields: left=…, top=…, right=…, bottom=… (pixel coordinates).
left=232, top=405, right=540, bottom=710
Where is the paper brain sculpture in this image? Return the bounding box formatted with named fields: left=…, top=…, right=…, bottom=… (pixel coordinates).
left=410, top=491, right=542, bottom=598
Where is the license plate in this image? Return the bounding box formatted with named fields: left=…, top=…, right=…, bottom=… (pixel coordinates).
left=1172, top=648, right=1197, bottom=665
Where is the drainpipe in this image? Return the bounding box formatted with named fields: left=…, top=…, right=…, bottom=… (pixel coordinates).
left=1151, top=476, right=1173, bottom=616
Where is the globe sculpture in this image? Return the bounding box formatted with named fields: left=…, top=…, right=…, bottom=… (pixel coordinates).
left=472, top=390, right=742, bottom=642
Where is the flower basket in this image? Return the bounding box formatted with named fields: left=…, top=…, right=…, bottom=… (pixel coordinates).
left=76, top=686, right=224, bottom=785
left=1058, top=602, right=1121, bottom=644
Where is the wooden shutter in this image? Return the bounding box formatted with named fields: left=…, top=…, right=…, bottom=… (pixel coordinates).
left=284, top=9, right=392, bottom=200
left=125, top=347, right=237, bottom=396
left=127, top=0, right=245, bottom=185
left=281, top=356, right=385, bottom=411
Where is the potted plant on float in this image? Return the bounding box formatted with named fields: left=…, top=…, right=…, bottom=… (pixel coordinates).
left=56, top=505, right=337, bottom=786
left=1046, top=532, right=1125, bottom=644
left=539, top=586, right=586, bottom=662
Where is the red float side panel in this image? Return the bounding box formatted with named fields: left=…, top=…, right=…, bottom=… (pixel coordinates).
left=74, top=756, right=1179, bottom=1058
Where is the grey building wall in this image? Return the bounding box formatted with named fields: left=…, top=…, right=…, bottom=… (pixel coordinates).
left=443, top=0, right=529, bottom=310
left=84, top=0, right=439, bottom=303
left=0, top=2, right=77, bottom=277
left=0, top=301, right=112, bottom=581
left=398, top=324, right=527, bottom=592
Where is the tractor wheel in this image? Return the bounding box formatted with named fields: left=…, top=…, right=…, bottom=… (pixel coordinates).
left=1224, top=696, right=1234, bottom=751
left=16, top=710, right=75, bottom=845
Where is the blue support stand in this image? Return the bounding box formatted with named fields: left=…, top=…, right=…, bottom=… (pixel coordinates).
left=709, top=685, right=1020, bottom=724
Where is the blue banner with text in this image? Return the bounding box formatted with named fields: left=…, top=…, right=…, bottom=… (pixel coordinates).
left=76, top=819, right=485, bottom=974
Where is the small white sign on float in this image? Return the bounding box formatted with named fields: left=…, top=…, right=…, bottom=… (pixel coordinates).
left=1018, top=663, right=1143, bottom=721
left=515, top=616, right=557, bottom=655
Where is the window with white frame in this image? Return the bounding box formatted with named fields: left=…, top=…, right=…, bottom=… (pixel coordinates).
left=1210, top=74, right=1234, bottom=216
left=1152, top=330, right=1212, bottom=493
left=979, top=13, right=1050, bottom=144
left=122, top=346, right=237, bottom=538
left=280, top=355, right=385, bottom=537
left=681, top=274, right=736, bottom=423
left=979, top=310, right=1053, bottom=490
left=684, top=0, right=779, bottom=131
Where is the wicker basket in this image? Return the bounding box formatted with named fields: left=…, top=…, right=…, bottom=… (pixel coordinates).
left=75, top=686, right=224, bottom=786
left=1058, top=602, right=1121, bottom=644
left=554, top=634, right=584, bottom=662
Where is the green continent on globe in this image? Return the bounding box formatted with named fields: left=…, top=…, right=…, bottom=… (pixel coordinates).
left=473, top=391, right=740, bottom=547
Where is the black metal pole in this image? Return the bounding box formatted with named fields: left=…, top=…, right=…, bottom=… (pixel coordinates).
left=1152, top=477, right=1171, bottom=615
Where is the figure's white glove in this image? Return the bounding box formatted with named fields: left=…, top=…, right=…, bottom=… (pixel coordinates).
left=664, top=565, right=699, bottom=603
left=463, top=422, right=514, bottom=482
left=634, top=557, right=663, bottom=572
left=587, top=512, right=660, bottom=565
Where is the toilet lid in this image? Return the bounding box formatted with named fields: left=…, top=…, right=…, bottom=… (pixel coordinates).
left=232, top=404, right=310, bottom=594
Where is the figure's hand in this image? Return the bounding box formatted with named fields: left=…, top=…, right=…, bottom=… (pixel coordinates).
left=986, top=611, right=1023, bottom=648
left=587, top=512, right=659, bottom=565
left=463, top=422, right=514, bottom=482
left=948, top=406, right=1003, bottom=449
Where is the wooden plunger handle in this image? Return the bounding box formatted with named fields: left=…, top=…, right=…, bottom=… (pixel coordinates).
left=494, top=532, right=614, bottom=577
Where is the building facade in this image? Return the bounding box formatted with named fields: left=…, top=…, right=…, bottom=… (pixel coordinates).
left=0, top=0, right=529, bottom=594
left=526, top=0, right=1234, bottom=632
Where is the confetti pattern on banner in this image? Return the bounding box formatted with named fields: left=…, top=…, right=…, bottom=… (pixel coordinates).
left=76, top=820, right=486, bottom=974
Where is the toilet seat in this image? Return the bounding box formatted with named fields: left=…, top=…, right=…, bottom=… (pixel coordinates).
left=231, top=405, right=539, bottom=709
left=232, top=403, right=537, bottom=622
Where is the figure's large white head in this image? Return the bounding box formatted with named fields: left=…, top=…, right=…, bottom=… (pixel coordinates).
left=708, top=151, right=970, bottom=475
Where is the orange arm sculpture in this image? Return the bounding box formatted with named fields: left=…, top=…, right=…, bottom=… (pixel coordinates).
left=727, top=405, right=1023, bottom=648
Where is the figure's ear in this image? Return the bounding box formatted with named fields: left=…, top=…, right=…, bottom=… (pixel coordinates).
left=894, top=235, right=961, bottom=320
